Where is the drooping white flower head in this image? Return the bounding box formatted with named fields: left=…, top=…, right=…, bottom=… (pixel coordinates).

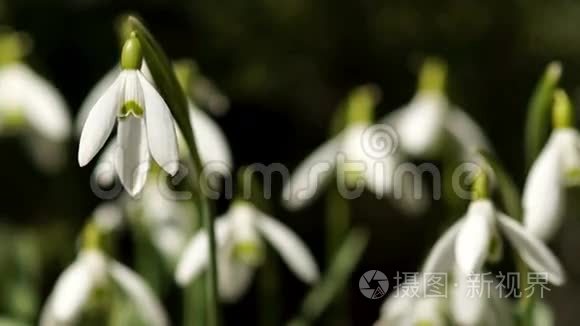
left=0, top=31, right=71, bottom=171
left=175, top=200, right=319, bottom=302
left=78, top=35, right=179, bottom=196
left=382, top=59, right=490, bottom=160
left=79, top=64, right=232, bottom=192
left=523, top=90, right=580, bottom=241
left=423, top=197, right=565, bottom=288
left=282, top=85, right=428, bottom=214
left=461, top=199, right=564, bottom=284
left=40, top=249, right=168, bottom=326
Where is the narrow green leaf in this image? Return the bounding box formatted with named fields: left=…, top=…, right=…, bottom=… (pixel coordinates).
left=288, top=228, right=369, bottom=326
left=478, top=150, right=522, bottom=220
left=524, top=62, right=561, bottom=169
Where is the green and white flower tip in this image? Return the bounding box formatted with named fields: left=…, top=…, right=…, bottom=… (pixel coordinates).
left=175, top=200, right=319, bottom=302
left=523, top=88, right=580, bottom=241
left=0, top=30, right=71, bottom=170
left=282, top=84, right=429, bottom=214
left=78, top=34, right=179, bottom=196
left=382, top=58, right=490, bottom=159
left=39, top=223, right=168, bottom=326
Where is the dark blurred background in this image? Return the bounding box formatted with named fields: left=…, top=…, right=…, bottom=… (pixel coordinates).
left=2, top=0, right=580, bottom=324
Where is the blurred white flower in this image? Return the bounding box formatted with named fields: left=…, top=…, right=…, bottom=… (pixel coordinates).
left=282, top=121, right=428, bottom=213
left=40, top=250, right=168, bottom=326
left=0, top=31, right=71, bottom=172
left=423, top=199, right=565, bottom=286
left=175, top=200, right=319, bottom=302
left=127, top=179, right=195, bottom=266
left=523, top=128, right=580, bottom=241
left=382, top=59, right=490, bottom=160
left=78, top=36, right=179, bottom=196
left=91, top=202, right=124, bottom=233
left=0, top=63, right=70, bottom=141
left=375, top=290, right=446, bottom=326
left=385, top=93, right=490, bottom=159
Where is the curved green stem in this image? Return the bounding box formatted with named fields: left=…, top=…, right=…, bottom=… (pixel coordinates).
left=119, top=15, right=219, bottom=326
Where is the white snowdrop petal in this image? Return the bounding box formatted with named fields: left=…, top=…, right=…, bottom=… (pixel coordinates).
left=450, top=267, right=487, bottom=325
left=47, top=250, right=107, bottom=324
left=2, top=64, right=71, bottom=141
left=175, top=218, right=231, bottom=286
left=496, top=213, right=566, bottom=286
left=256, top=213, right=319, bottom=283
left=123, top=71, right=145, bottom=109
left=361, top=154, right=397, bottom=197
left=109, top=261, right=169, bottom=326
left=445, top=108, right=491, bottom=154
left=376, top=292, right=415, bottom=325
left=45, top=261, right=94, bottom=323
left=455, top=200, right=495, bottom=274
left=140, top=60, right=154, bottom=83
left=139, top=73, right=179, bottom=175
left=522, top=133, right=565, bottom=241
left=189, top=102, right=232, bottom=175
left=394, top=93, right=448, bottom=157
left=92, top=202, right=124, bottom=233
left=421, top=218, right=463, bottom=273
left=217, top=244, right=255, bottom=302
left=282, top=136, right=340, bottom=211
left=78, top=74, right=123, bottom=166
left=230, top=202, right=261, bottom=246
left=116, top=116, right=150, bottom=196
left=390, top=156, right=431, bottom=216
left=77, top=65, right=121, bottom=136
left=411, top=297, right=445, bottom=326
left=555, top=128, right=580, bottom=171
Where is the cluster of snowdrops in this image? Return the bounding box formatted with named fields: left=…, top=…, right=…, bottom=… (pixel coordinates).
left=0, top=16, right=575, bottom=326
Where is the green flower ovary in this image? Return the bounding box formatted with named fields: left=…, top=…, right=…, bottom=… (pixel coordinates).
left=0, top=108, right=26, bottom=128
left=233, top=240, right=264, bottom=266
left=119, top=101, right=144, bottom=118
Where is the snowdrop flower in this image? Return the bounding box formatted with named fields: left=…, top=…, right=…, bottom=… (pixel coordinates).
left=282, top=85, right=428, bottom=213
left=375, top=273, right=513, bottom=326
left=78, top=34, right=179, bottom=196
left=175, top=200, right=319, bottom=302
left=0, top=30, right=71, bottom=171
left=424, top=171, right=566, bottom=288
left=40, top=225, right=168, bottom=326
left=82, top=63, right=231, bottom=191
left=382, top=58, right=490, bottom=159
left=523, top=89, right=580, bottom=241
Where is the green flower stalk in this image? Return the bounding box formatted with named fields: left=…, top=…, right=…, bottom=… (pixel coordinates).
left=118, top=15, right=220, bottom=326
